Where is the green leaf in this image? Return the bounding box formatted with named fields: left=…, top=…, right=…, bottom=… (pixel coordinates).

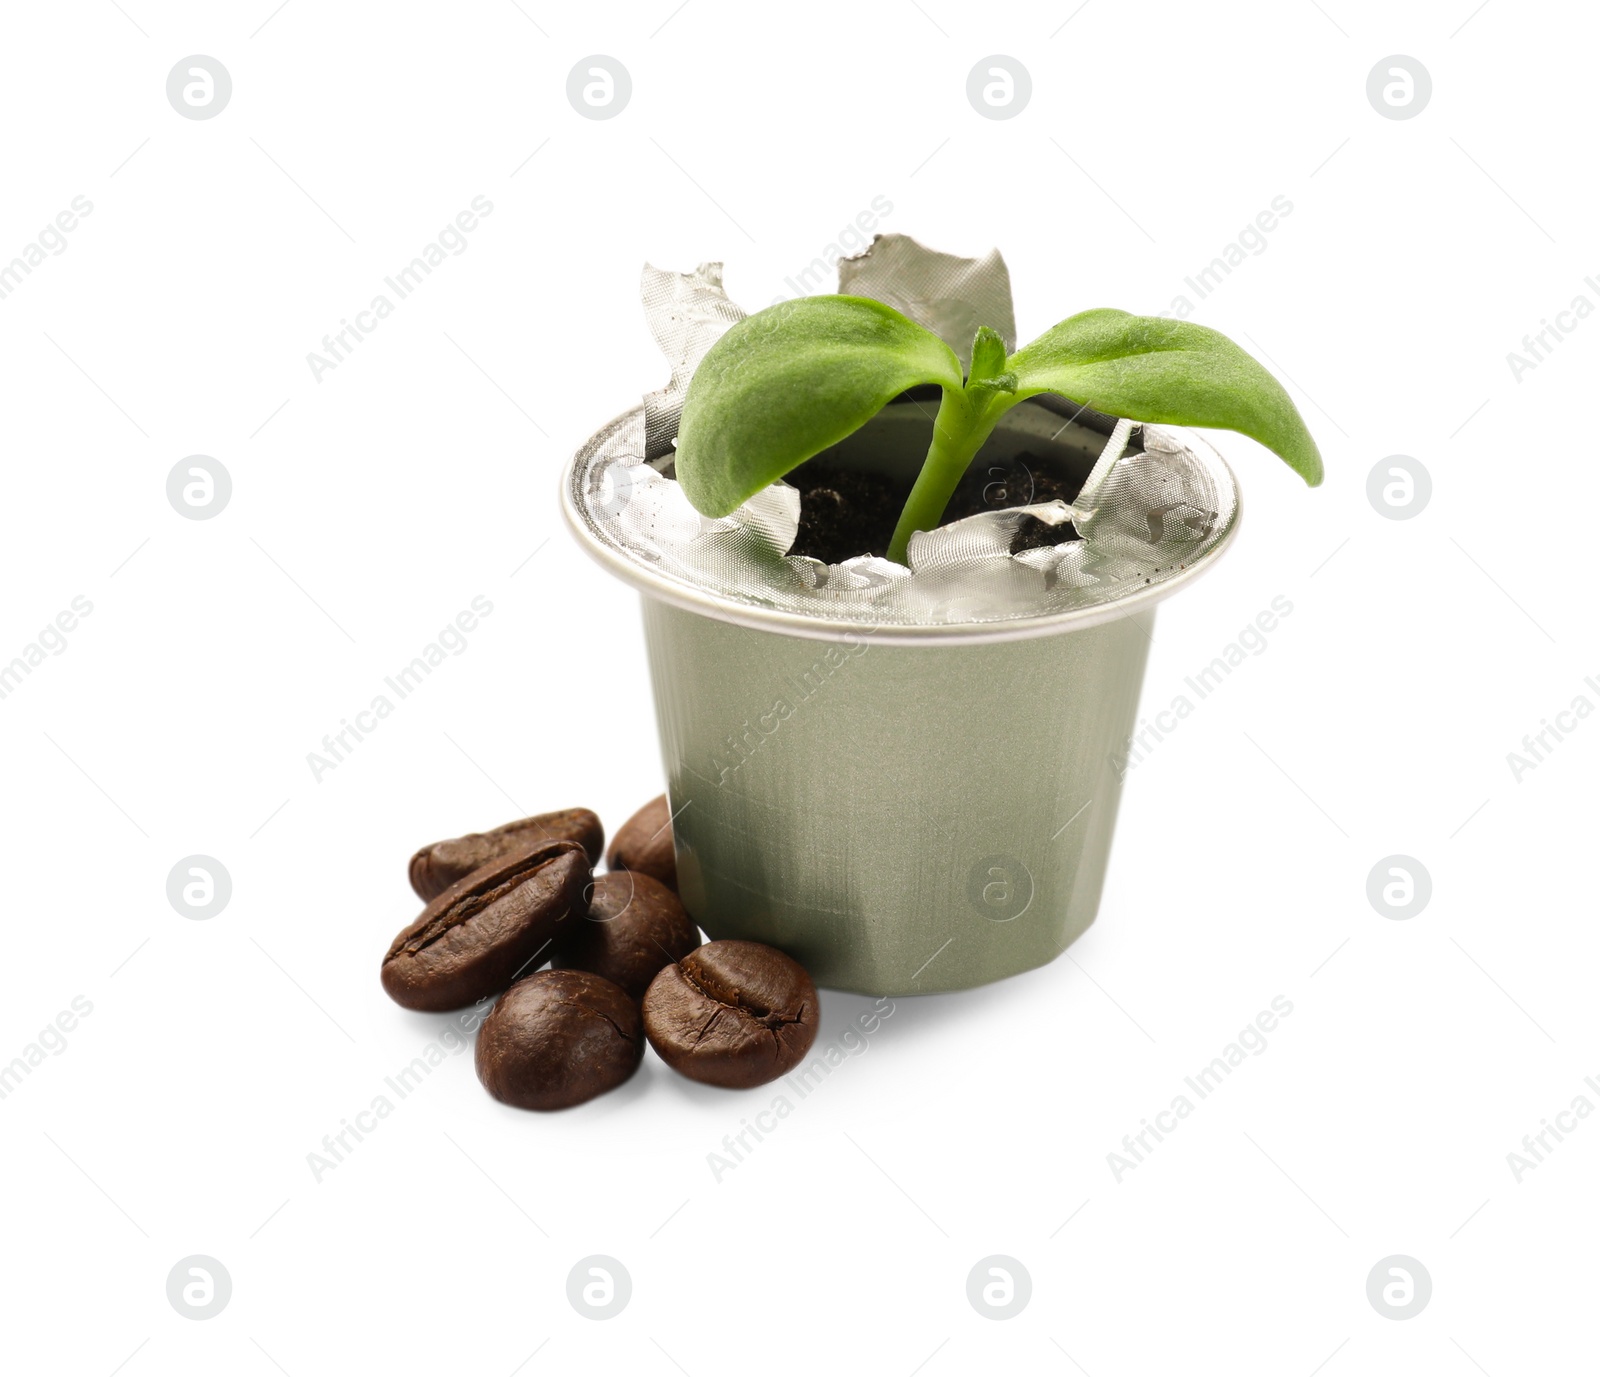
left=1007, top=309, right=1324, bottom=485
left=968, top=371, right=1017, bottom=399
left=674, top=296, right=964, bottom=517
left=967, top=326, right=1008, bottom=384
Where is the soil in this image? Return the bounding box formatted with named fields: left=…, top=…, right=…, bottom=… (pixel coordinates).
left=788, top=451, right=1083, bottom=565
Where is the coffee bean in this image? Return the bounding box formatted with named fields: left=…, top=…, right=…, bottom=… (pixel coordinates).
left=382, top=839, right=589, bottom=1012
left=553, top=871, right=700, bottom=1002
left=475, top=969, right=643, bottom=1110
left=607, top=794, right=677, bottom=892
left=410, top=808, right=603, bottom=901
left=642, top=940, right=817, bottom=1089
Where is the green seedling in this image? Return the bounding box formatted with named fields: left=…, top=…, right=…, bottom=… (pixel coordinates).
left=675, top=297, right=1323, bottom=565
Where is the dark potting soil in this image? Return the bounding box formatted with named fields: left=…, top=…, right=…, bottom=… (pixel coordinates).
left=788, top=452, right=1083, bottom=565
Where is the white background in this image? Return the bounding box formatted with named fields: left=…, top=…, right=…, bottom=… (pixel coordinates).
left=1, top=1, right=1593, bottom=1372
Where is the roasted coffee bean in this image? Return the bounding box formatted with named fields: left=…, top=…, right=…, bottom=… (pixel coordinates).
left=607, top=794, right=677, bottom=892
left=642, top=940, right=817, bottom=1089
left=553, top=871, right=701, bottom=1002
left=475, top=969, right=643, bottom=1110
left=410, top=808, right=603, bottom=901
left=382, top=839, right=589, bottom=1012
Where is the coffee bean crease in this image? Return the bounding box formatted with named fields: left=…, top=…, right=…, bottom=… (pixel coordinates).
left=389, top=851, right=564, bottom=959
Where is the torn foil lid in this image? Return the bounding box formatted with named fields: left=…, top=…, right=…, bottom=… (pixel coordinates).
left=640, top=261, right=745, bottom=464
left=575, top=236, right=1239, bottom=630
left=836, top=233, right=1016, bottom=370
